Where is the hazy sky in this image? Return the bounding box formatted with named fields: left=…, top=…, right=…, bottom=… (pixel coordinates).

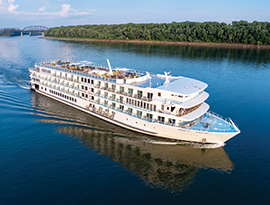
left=0, top=0, right=269, bottom=29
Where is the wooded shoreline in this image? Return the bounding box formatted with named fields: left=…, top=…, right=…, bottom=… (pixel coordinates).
left=42, top=37, right=270, bottom=49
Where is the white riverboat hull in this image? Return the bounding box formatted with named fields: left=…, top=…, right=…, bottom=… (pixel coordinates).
left=32, top=85, right=239, bottom=144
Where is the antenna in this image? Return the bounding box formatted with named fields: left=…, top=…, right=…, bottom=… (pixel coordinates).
left=106, top=59, right=113, bottom=75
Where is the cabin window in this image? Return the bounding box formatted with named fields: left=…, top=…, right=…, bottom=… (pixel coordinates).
left=171, top=106, right=176, bottom=112
left=120, top=96, right=123, bottom=103
left=158, top=92, right=161, bottom=97
left=178, top=95, right=183, bottom=98
left=126, top=98, right=129, bottom=103
left=104, top=92, right=108, bottom=96
left=147, top=92, right=153, bottom=99
left=98, top=81, right=101, bottom=86
left=85, top=86, right=88, bottom=90
left=84, top=78, right=87, bottom=83
left=150, top=104, right=153, bottom=110
left=85, top=94, right=88, bottom=98
left=82, top=93, right=85, bottom=97
left=137, top=90, right=142, bottom=98
left=127, top=107, right=133, bottom=114
left=120, top=86, right=124, bottom=93
left=137, top=110, right=142, bottom=116
left=144, top=102, right=146, bottom=109
left=82, top=85, right=84, bottom=89
left=91, top=80, right=94, bottom=84
left=147, top=103, right=149, bottom=109
left=147, top=113, right=153, bottom=119
left=171, top=94, right=174, bottom=96
left=128, top=88, right=133, bottom=94
left=120, top=105, right=124, bottom=110
left=88, top=79, right=90, bottom=83
left=112, top=84, right=116, bottom=90
left=161, top=105, right=164, bottom=110
left=158, top=116, right=165, bottom=123
left=104, top=100, right=108, bottom=105
left=112, top=94, right=116, bottom=99
left=81, top=77, right=84, bottom=82
left=91, top=96, right=94, bottom=100
left=104, top=83, right=108, bottom=88
left=91, top=88, right=94, bottom=92
left=167, top=107, right=170, bottom=110
left=168, top=118, right=176, bottom=124
left=112, top=103, right=116, bottom=107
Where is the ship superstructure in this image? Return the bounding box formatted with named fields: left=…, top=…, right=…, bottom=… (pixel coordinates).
left=29, top=59, right=240, bottom=144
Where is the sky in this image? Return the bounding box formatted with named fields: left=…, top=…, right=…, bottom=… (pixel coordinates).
left=0, top=0, right=269, bottom=29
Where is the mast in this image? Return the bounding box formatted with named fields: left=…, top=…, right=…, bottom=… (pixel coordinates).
left=107, top=59, right=113, bottom=75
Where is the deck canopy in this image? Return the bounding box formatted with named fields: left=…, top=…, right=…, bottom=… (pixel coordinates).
left=180, top=102, right=210, bottom=121
left=180, top=91, right=209, bottom=108
left=157, top=77, right=208, bottom=95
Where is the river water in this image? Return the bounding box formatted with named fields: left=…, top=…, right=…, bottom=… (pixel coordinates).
left=1, top=36, right=270, bottom=204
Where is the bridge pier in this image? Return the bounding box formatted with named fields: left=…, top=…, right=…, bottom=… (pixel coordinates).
left=21, top=31, right=23, bottom=37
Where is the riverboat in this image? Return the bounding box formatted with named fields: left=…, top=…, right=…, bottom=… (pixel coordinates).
left=29, top=59, right=240, bottom=144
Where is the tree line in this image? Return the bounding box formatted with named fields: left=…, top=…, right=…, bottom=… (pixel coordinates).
left=44, top=21, right=270, bottom=45
left=0, top=28, right=21, bottom=36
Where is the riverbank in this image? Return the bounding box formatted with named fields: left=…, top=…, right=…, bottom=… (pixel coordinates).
left=42, top=37, right=270, bottom=49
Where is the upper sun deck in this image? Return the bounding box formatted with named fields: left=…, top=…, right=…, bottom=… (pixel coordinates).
left=37, top=59, right=151, bottom=84
left=36, top=60, right=208, bottom=95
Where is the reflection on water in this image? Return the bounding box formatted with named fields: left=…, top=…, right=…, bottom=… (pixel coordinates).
left=59, top=126, right=234, bottom=192
left=31, top=91, right=234, bottom=192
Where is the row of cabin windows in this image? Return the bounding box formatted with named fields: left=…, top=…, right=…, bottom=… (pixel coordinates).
left=80, top=77, right=156, bottom=99
left=49, top=89, right=77, bottom=102
left=161, top=104, right=176, bottom=112
left=81, top=85, right=95, bottom=93
left=97, top=102, right=175, bottom=124
left=97, top=82, right=154, bottom=99
left=40, top=86, right=47, bottom=91
left=171, top=94, right=189, bottom=98
left=81, top=93, right=95, bottom=100
left=125, top=97, right=156, bottom=111
left=81, top=77, right=94, bottom=84
left=80, top=86, right=173, bottom=114
left=123, top=106, right=175, bottom=124
left=87, top=93, right=176, bottom=125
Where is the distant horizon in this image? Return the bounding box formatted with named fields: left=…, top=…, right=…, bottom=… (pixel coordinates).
left=0, top=0, right=269, bottom=28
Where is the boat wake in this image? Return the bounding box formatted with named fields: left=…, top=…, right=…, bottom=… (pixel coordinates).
left=17, top=79, right=30, bottom=90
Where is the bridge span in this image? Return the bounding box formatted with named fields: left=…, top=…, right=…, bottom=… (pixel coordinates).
left=21, top=25, right=49, bottom=36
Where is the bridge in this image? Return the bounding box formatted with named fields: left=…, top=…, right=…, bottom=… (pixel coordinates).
left=21, top=25, right=49, bottom=36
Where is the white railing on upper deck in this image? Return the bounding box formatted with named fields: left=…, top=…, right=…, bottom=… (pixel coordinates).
left=35, top=60, right=153, bottom=81
left=207, top=110, right=239, bottom=129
